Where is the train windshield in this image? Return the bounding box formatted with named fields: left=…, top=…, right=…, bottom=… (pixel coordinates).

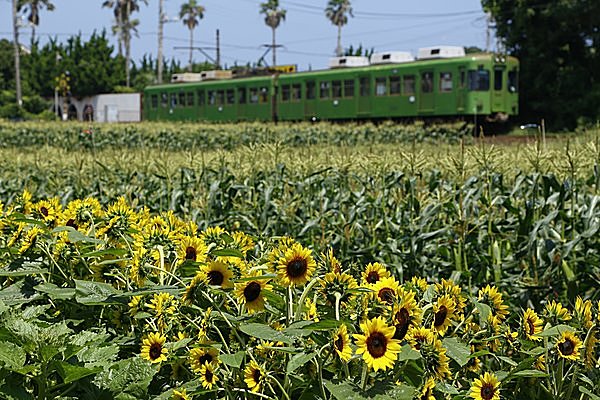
left=467, top=69, right=490, bottom=91
left=508, top=69, right=518, bottom=92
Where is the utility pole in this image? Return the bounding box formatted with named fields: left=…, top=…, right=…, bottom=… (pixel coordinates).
left=216, top=29, right=221, bottom=69
left=157, top=0, right=164, bottom=83
left=485, top=11, right=491, bottom=52
left=12, top=0, right=22, bottom=108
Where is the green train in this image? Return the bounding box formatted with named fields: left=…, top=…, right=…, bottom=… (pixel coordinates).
left=143, top=47, right=518, bottom=124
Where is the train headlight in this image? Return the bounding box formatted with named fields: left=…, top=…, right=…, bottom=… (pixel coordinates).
left=409, top=96, right=415, bottom=103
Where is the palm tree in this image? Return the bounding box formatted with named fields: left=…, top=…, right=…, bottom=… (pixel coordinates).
left=17, top=0, right=55, bottom=44
left=260, top=0, right=286, bottom=67
left=102, top=0, right=147, bottom=87
left=179, top=0, right=205, bottom=71
left=325, top=0, right=353, bottom=57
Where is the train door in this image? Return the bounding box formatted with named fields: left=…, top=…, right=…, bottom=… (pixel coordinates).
left=492, top=66, right=505, bottom=112
left=304, top=80, right=317, bottom=119
left=418, top=70, right=435, bottom=113
left=237, top=86, right=247, bottom=121
left=357, top=75, right=371, bottom=116
left=457, top=67, right=466, bottom=113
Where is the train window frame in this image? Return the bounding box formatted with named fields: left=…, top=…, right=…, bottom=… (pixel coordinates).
left=281, top=84, right=291, bottom=102
left=508, top=69, right=518, bottom=93
left=259, top=87, right=269, bottom=103
left=226, top=89, right=235, bottom=104
left=332, top=80, right=342, bottom=98
left=217, top=90, right=225, bottom=106
left=161, top=92, right=168, bottom=108
left=238, top=87, right=247, bottom=104
left=198, top=90, right=205, bottom=106
left=375, top=77, right=387, bottom=96
left=494, top=68, right=503, bottom=91
left=343, top=79, right=354, bottom=98
left=320, top=81, right=331, bottom=99
left=467, top=69, right=490, bottom=91
left=170, top=93, right=177, bottom=108
left=178, top=92, right=186, bottom=107
left=249, top=88, right=259, bottom=104
left=359, top=76, right=370, bottom=97
left=151, top=94, right=158, bottom=109
left=403, top=75, right=415, bottom=95
left=186, top=92, right=194, bottom=106
left=390, top=76, right=401, bottom=95
left=439, top=72, right=453, bottom=92
left=208, top=90, right=216, bottom=105
left=306, top=81, right=316, bottom=100
left=291, top=83, right=302, bottom=101
left=421, top=72, right=433, bottom=93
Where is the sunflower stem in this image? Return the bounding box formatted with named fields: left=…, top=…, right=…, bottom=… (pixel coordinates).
left=334, top=292, right=342, bottom=321
left=269, top=374, right=291, bottom=400
left=360, top=363, right=368, bottom=392
left=294, top=276, right=320, bottom=321
left=287, top=285, right=294, bottom=324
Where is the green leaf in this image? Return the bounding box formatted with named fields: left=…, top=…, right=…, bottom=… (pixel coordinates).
left=211, top=248, right=244, bottom=258
left=511, top=369, right=548, bottom=378
left=52, top=226, right=104, bottom=244
left=398, top=344, right=421, bottom=361
left=0, top=259, right=47, bottom=277
left=435, top=381, right=459, bottom=395
left=539, top=324, right=573, bottom=337
left=94, top=357, right=157, bottom=398
left=74, top=280, right=121, bottom=305
left=578, top=386, right=600, bottom=400
left=220, top=351, right=246, bottom=368
left=442, top=337, right=470, bottom=367
left=287, top=351, right=317, bottom=374
left=82, top=248, right=129, bottom=258
left=239, top=323, right=293, bottom=345
left=77, top=344, right=120, bottom=366
left=0, top=341, right=26, bottom=370
left=171, top=338, right=193, bottom=351
left=302, top=319, right=342, bottom=331
left=56, top=361, right=101, bottom=384
left=497, top=356, right=518, bottom=366
left=34, top=283, right=76, bottom=300
left=472, top=299, right=491, bottom=325
left=324, top=381, right=364, bottom=400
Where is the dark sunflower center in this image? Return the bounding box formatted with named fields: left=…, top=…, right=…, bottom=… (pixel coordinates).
left=434, top=306, right=448, bottom=327
left=394, top=308, right=410, bottom=340
left=366, top=332, right=387, bottom=359
left=420, top=388, right=432, bottom=400
left=378, top=288, right=395, bottom=304
left=252, top=368, right=261, bottom=384
left=149, top=343, right=162, bottom=360
left=204, top=369, right=214, bottom=382
left=40, top=206, right=49, bottom=217
left=66, top=218, right=78, bottom=229
left=335, top=335, right=345, bottom=351
left=185, top=246, right=197, bottom=260
left=244, top=282, right=262, bottom=302
left=526, top=318, right=535, bottom=335
left=366, top=271, right=380, bottom=284
left=558, top=339, right=575, bottom=356
left=286, top=258, right=308, bottom=278
left=480, top=383, right=495, bottom=400
left=207, top=270, right=224, bottom=286
left=198, top=353, right=213, bottom=365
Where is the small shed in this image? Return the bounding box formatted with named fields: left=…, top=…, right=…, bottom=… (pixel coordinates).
left=69, top=93, right=141, bottom=122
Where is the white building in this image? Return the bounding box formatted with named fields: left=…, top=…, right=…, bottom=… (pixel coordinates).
left=68, top=93, right=141, bottom=122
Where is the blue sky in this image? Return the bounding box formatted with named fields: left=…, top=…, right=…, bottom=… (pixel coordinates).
left=1, top=0, right=491, bottom=71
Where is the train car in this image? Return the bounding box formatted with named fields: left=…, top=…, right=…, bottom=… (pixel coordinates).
left=143, top=46, right=518, bottom=124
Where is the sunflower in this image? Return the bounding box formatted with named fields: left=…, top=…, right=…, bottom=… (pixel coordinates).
left=322, top=248, right=342, bottom=273
left=276, top=243, right=317, bottom=286
left=544, top=300, right=571, bottom=323
left=361, top=262, right=390, bottom=286
left=129, top=248, right=161, bottom=287
left=406, top=326, right=435, bottom=351
left=534, top=355, right=546, bottom=371
left=477, top=285, right=509, bottom=327
left=128, top=295, right=143, bottom=317
left=584, top=330, right=597, bottom=370
left=391, top=289, right=422, bottom=341
left=172, top=389, right=191, bottom=400
left=140, top=332, right=168, bottom=363
left=33, top=198, right=62, bottom=226
left=18, top=226, right=44, bottom=254
left=231, top=231, right=255, bottom=255
left=189, top=346, right=220, bottom=373
left=235, top=273, right=272, bottom=314
left=353, top=316, right=401, bottom=371
left=432, top=294, right=456, bottom=336
left=303, top=298, right=319, bottom=322
left=182, top=272, right=206, bottom=304
left=177, top=236, right=208, bottom=265
left=418, top=377, right=436, bottom=400
left=469, top=372, right=500, bottom=400
left=320, top=271, right=358, bottom=306
left=244, top=360, right=266, bottom=393
left=146, top=292, right=178, bottom=317
left=522, top=308, right=543, bottom=341
left=333, top=324, right=353, bottom=362
left=435, top=279, right=467, bottom=314
left=201, top=260, right=234, bottom=288
left=199, top=362, right=219, bottom=390
left=409, top=276, right=429, bottom=294
left=421, top=337, right=451, bottom=380
left=575, top=297, right=593, bottom=330
left=556, top=330, right=582, bottom=361
left=371, top=276, right=400, bottom=305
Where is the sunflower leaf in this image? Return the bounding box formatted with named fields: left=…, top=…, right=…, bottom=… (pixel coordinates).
left=220, top=351, right=245, bottom=368
left=287, top=351, right=316, bottom=374
left=398, top=344, right=421, bottom=361
left=442, top=337, right=470, bottom=367
left=538, top=324, right=573, bottom=337
left=578, top=386, right=600, bottom=400
left=239, top=323, right=294, bottom=345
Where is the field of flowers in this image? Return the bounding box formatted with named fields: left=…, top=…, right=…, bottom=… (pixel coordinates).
left=0, top=121, right=599, bottom=399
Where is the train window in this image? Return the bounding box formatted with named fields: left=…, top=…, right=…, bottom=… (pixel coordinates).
left=320, top=82, right=330, bottom=99
left=508, top=69, right=518, bottom=92
left=403, top=76, right=415, bottom=95
left=198, top=90, right=205, bottom=106
left=440, top=72, right=453, bottom=92
left=281, top=84, right=291, bottom=102
left=161, top=92, right=168, bottom=107
left=170, top=93, right=177, bottom=108
left=259, top=87, right=269, bottom=103
left=226, top=89, right=235, bottom=104
left=344, top=80, right=354, bottom=98
left=208, top=91, right=216, bottom=105
left=359, top=77, right=370, bottom=96
left=494, top=68, right=503, bottom=90
left=375, top=77, right=387, bottom=96
left=467, top=69, right=490, bottom=91
left=421, top=72, right=433, bottom=93
left=460, top=70, right=466, bottom=88
left=390, top=76, right=401, bottom=95
left=292, top=84, right=302, bottom=101
left=249, top=88, right=259, bottom=104
left=217, top=90, right=225, bottom=105
left=178, top=92, right=186, bottom=106
left=306, top=81, right=316, bottom=99
left=186, top=92, right=194, bottom=106
left=151, top=94, right=158, bottom=109
left=238, top=88, right=247, bottom=104
left=332, top=80, right=342, bottom=98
